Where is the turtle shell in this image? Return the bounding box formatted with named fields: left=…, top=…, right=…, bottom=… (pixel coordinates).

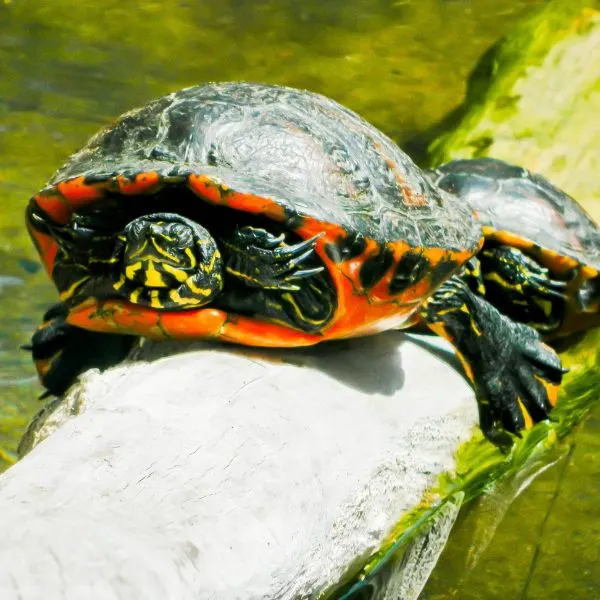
left=27, top=83, right=482, bottom=345
left=427, top=157, right=600, bottom=275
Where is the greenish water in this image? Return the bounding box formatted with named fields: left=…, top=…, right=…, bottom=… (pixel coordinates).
left=423, top=411, right=600, bottom=599
left=3, top=0, right=599, bottom=598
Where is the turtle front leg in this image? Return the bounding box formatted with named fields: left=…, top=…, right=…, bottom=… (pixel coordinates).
left=223, top=227, right=325, bottom=291
left=419, top=276, right=565, bottom=442
left=219, top=227, right=336, bottom=332
left=477, top=245, right=566, bottom=334
left=27, top=303, right=135, bottom=397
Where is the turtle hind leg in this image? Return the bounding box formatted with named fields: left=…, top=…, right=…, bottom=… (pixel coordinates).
left=478, top=245, right=566, bottom=334
left=29, top=303, right=135, bottom=397
left=420, top=276, right=565, bottom=444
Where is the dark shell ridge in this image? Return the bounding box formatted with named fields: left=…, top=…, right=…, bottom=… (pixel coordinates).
left=46, top=83, right=482, bottom=252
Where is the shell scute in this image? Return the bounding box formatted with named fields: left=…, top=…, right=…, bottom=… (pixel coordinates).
left=430, top=157, right=600, bottom=271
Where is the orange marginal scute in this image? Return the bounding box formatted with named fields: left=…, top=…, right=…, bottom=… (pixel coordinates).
left=188, top=173, right=288, bottom=223
left=27, top=227, right=58, bottom=276
left=220, top=314, right=320, bottom=347
left=67, top=299, right=162, bottom=338
left=296, top=218, right=347, bottom=241
left=159, top=308, right=228, bottom=340
left=484, top=228, right=578, bottom=275
left=187, top=174, right=223, bottom=204
left=57, top=176, right=104, bottom=209
left=224, top=191, right=286, bottom=221
left=117, top=172, right=161, bottom=195
left=33, top=193, right=71, bottom=225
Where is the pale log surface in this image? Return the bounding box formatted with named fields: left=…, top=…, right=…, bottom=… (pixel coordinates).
left=0, top=332, right=476, bottom=600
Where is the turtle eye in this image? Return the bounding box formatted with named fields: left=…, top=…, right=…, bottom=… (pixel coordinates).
left=165, top=223, right=194, bottom=249
left=128, top=220, right=148, bottom=240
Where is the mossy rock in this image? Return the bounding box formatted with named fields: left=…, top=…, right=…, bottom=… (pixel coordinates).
left=428, top=0, right=600, bottom=219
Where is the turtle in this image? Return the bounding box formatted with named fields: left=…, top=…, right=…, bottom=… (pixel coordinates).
left=425, top=157, right=600, bottom=342
left=25, top=82, right=564, bottom=441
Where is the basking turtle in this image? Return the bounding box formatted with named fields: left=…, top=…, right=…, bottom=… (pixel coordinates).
left=426, top=157, right=600, bottom=340
left=26, top=83, right=563, bottom=440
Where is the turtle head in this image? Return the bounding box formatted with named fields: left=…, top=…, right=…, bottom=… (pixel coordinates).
left=113, top=213, right=224, bottom=310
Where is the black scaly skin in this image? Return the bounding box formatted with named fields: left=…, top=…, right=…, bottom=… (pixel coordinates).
left=475, top=245, right=566, bottom=334
left=223, top=227, right=325, bottom=292
left=219, top=227, right=335, bottom=333
left=419, top=275, right=564, bottom=442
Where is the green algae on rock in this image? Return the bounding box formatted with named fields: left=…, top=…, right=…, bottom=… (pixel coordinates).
left=428, top=0, right=600, bottom=221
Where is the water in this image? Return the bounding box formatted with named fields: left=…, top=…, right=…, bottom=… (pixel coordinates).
left=422, top=410, right=600, bottom=598
left=3, top=0, right=598, bottom=598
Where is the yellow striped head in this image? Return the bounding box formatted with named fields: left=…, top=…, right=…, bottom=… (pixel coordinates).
left=113, top=213, right=224, bottom=310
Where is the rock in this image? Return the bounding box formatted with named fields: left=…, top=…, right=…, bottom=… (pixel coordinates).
left=0, top=333, right=477, bottom=599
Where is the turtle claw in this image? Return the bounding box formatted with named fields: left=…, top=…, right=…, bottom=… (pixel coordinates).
left=521, top=336, right=564, bottom=382
left=289, top=266, right=326, bottom=281
left=530, top=273, right=567, bottom=288
left=477, top=319, right=563, bottom=440
left=288, top=249, right=316, bottom=269
left=273, top=232, right=325, bottom=260
left=421, top=276, right=564, bottom=444
left=262, top=232, right=286, bottom=249
left=527, top=273, right=567, bottom=300
left=225, top=227, right=326, bottom=291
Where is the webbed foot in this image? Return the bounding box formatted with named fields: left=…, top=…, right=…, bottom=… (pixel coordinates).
left=421, top=276, right=565, bottom=442
left=224, top=227, right=324, bottom=291
left=474, top=318, right=564, bottom=440
left=27, top=303, right=135, bottom=397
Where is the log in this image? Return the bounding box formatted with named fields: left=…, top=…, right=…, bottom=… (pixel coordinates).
left=0, top=333, right=476, bottom=599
